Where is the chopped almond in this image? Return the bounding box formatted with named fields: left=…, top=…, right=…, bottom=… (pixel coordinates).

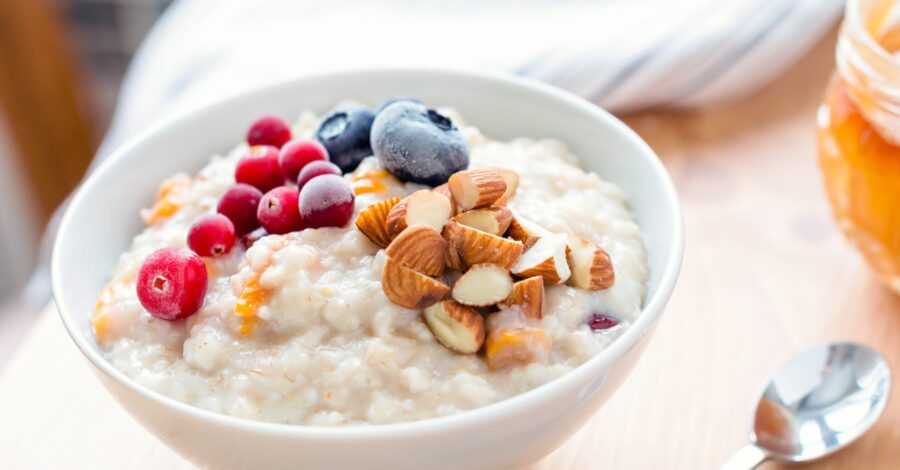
left=490, top=168, right=519, bottom=207
left=484, top=309, right=552, bottom=370
left=448, top=169, right=507, bottom=210
left=355, top=196, right=401, bottom=248
left=382, top=258, right=449, bottom=309
left=423, top=300, right=485, bottom=354
left=512, top=233, right=571, bottom=284
left=505, top=215, right=552, bottom=242
left=566, top=236, right=615, bottom=290
left=501, top=276, right=545, bottom=320
left=386, top=190, right=452, bottom=239
left=433, top=183, right=459, bottom=216
left=445, top=220, right=524, bottom=270
left=385, top=225, right=447, bottom=276
left=451, top=264, right=514, bottom=307
left=453, top=206, right=513, bottom=236
left=442, top=222, right=467, bottom=271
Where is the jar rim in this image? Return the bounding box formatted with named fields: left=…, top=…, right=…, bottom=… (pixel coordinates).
left=840, top=0, right=900, bottom=113
left=843, top=0, right=900, bottom=70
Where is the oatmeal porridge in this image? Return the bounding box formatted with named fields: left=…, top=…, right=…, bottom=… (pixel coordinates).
left=91, top=100, right=648, bottom=425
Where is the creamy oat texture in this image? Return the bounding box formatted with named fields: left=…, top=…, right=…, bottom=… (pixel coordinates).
left=92, top=110, right=648, bottom=425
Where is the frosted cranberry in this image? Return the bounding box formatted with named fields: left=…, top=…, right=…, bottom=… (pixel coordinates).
left=217, top=183, right=263, bottom=234
left=246, top=115, right=292, bottom=148
left=299, top=174, right=355, bottom=228
left=235, top=145, right=284, bottom=192
left=280, top=139, right=329, bottom=182
left=296, top=160, right=342, bottom=189
left=588, top=313, right=619, bottom=331
left=257, top=186, right=304, bottom=234
left=187, top=214, right=236, bottom=257
left=136, top=248, right=208, bottom=320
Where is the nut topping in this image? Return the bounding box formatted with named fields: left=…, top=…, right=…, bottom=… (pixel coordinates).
left=511, top=233, right=571, bottom=284
left=445, top=220, right=524, bottom=270
left=448, top=168, right=507, bottom=210
left=381, top=258, right=449, bottom=309
left=451, top=264, right=514, bottom=307
left=386, top=190, right=453, bottom=239
left=501, top=276, right=545, bottom=320
left=422, top=300, right=485, bottom=354
left=453, top=206, right=513, bottom=236
left=385, top=225, right=447, bottom=276
left=566, top=235, right=615, bottom=290
left=355, top=196, right=401, bottom=248
left=484, top=308, right=552, bottom=371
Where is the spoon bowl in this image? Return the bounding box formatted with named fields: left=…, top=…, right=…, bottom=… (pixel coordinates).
left=723, top=342, right=891, bottom=469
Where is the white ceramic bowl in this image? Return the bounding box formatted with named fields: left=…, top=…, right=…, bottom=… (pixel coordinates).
left=53, top=69, right=683, bottom=469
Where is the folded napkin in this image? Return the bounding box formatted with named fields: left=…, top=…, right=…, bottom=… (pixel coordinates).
left=100, top=0, right=843, bottom=157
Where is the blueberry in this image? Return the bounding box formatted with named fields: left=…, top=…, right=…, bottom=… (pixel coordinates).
left=371, top=102, right=469, bottom=186
left=377, top=97, right=423, bottom=113
left=314, top=106, right=376, bottom=173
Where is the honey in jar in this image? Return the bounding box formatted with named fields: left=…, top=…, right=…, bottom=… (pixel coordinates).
left=818, top=0, right=900, bottom=292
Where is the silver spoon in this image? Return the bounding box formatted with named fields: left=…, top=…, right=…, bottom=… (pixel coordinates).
left=721, top=342, right=891, bottom=469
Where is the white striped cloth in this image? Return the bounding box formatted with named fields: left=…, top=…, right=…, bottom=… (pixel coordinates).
left=99, top=0, right=843, bottom=158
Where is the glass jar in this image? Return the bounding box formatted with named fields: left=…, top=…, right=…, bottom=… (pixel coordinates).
left=818, top=0, right=900, bottom=292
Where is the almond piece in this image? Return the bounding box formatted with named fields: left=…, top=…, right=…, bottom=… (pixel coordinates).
left=490, top=168, right=519, bottom=207
left=448, top=169, right=507, bottom=210
left=386, top=190, right=453, bottom=239
left=506, top=216, right=552, bottom=242
left=442, top=222, right=467, bottom=271
left=501, top=276, right=545, bottom=320
left=382, top=258, right=449, bottom=309
left=446, top=220, right=524, bottom=270
left=422, top=300, right=485, bottom=354
left=451, top=264, right=514, bottom=307
left=484, top=309, right=552, bottom=370
left=566, top=236, right=615, bottom=290
left=452, top=206, right=513, bottom=236
left=385, top=225, right=447, bottom=276
left=355, top=196, right=401, bottom=248
left=433, top=183, right=459, bottom=216
left=511, top=233, right=571, bottom=284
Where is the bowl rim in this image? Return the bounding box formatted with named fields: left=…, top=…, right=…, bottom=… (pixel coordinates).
left=52, top=67, right=684, bottom=439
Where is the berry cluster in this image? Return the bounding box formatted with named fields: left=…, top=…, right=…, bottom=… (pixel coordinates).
left=137, top=114, right=357, bottom=321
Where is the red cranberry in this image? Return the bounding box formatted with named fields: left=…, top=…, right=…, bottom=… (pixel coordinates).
left=235, top=145, right=285, bottom=192
left=136, top=248, right=208, bottom=320
left=246, top=115, right=292, bottom=148
left=297, top=160, right=342, bottom=190
left=257, top=186, right=304, bottom=234
left=187, top=214, right=236, bottom=257
left=299, top=174, right=355, bottom=228
left=280, top=139, right=329, bottom=182
left=588, top=313, right=619, bottom=331
left=217, top=183, right=263, bottom=234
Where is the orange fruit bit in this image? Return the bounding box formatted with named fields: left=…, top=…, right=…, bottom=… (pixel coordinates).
left=92, top=283, right=117, bottom=340
left=350, top=168, right=397, bottom=195
left=143, top=175, right=191, bottom=225
left=484, top=327, right=552, bottom=371
left=234, top=277, right=268, bottom=335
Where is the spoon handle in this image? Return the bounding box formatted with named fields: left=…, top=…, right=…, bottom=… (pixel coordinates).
left=720, top=444, right=768, bottom=470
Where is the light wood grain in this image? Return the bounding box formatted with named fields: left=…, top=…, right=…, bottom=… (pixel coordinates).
left=1, top=27, right=898, bottom=469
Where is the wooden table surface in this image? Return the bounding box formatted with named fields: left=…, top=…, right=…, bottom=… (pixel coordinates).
left=2, top=28, right=898, bottom=469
